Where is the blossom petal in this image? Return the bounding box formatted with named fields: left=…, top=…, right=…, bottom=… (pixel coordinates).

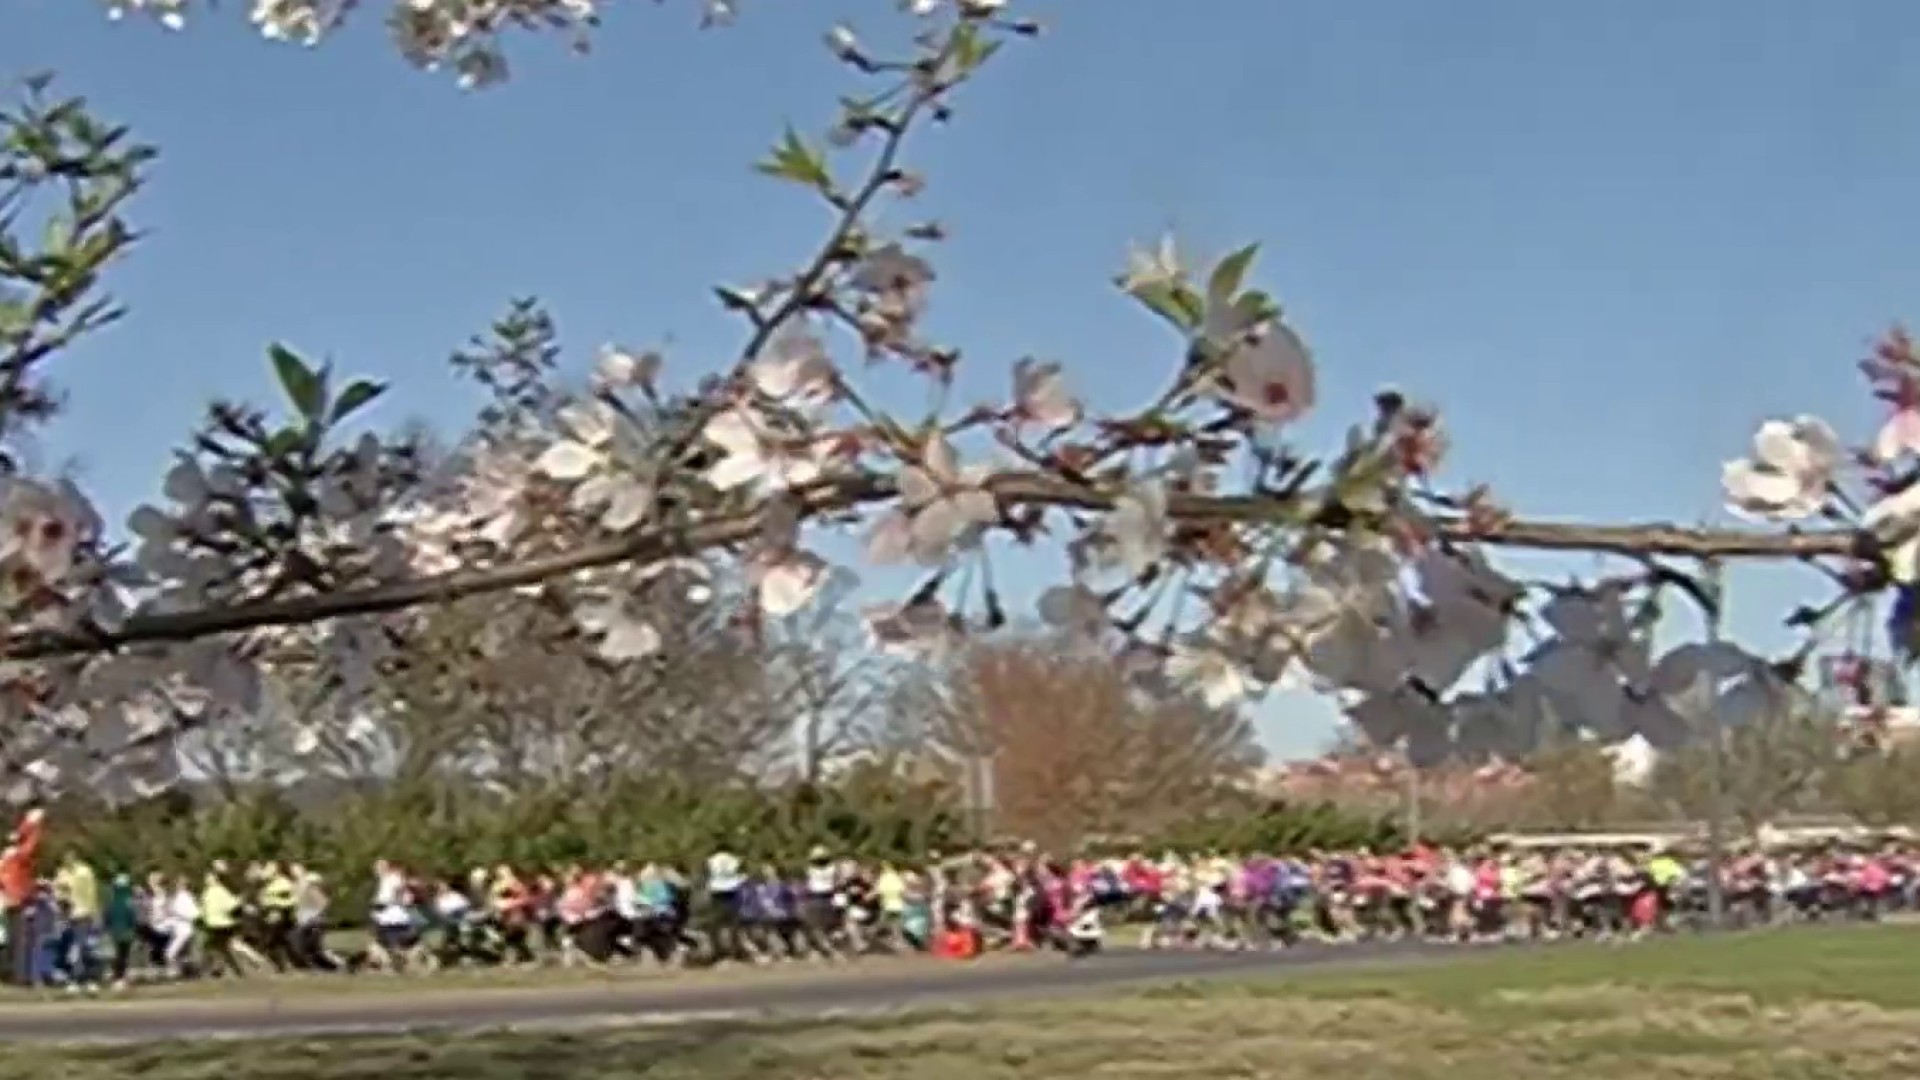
left=535, top=440, right=600, bottom=481
left=758, top=554, right=827, bottom=616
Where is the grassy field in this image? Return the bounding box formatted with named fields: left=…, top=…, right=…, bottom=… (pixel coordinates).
left=11, top=926, right=1920, bottom=1080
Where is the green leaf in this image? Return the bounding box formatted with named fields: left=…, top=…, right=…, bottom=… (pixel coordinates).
left=269, top=343, right=326, bottom=423
left=1207, top=243, right=1260, bottom=301
left=0, top=297, right=28, bottom=339
left=40, top=214, right=72, bottom=257
left=754, top=126, right=833, bottom=190
left=329, top=379, right=387, bottom=425
left=1129, top=281, right=1204, bottom=333
left=263, top=426, right=305, bottom=460
left=1233, top=290, right=1282, bottom=326
left=949, top=22, right=1003, bottom=77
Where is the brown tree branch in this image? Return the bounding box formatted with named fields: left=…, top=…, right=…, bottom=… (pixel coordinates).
left=2, top=472, right=1853, bottom=662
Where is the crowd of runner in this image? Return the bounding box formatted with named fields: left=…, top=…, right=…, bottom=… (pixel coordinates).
left=2, top=838, right=1913, bottom=991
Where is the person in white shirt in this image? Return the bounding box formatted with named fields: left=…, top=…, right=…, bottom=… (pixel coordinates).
left=1444, top=857, right=1476, bottom=939
left=609, top=863, right=640, bottom=958
left=368, top=860, right=419, bottom=968
left=430, top=880, right=472, bottom=963
left=291, top=867, right=337, bottom=972
left=801, top=846, right=841, bottom=958
left=163, top=879, right=199, bottom=977
left=706, top=848, right=746, bottom=962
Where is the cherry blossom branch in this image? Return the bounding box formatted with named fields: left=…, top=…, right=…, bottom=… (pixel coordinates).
left=1434, top=517, right=1851, bottom=560
left=1, top=472, right=1854, bottom=662
left=643, top=28, right=961, bottom=501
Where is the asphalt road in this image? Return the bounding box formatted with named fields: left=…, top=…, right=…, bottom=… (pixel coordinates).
left=0, top=939, right=1476, bottom=1044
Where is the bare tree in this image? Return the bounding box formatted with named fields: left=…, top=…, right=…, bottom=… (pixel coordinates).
left=1650, top=699, right=1842, bottom=834
left=322, top=576, right=789, bottom=796
left=926, top=636, right=1264, bottom=850
left=1511, top=743, right=1621, bottom=830
left=1825, top=743, right=1920, bottom=829
left=757, top=572, right=899, bottom=783
left=174, top=710, right=287, bottom=802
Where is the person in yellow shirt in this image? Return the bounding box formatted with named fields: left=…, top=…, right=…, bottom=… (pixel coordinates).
left=875, top=863, right=907, bottom=931
left=53, top=852, right=100, bottom=987
left=256, top=862, right=298, bottom=972
left=199, top=869, right=244, bottom=979
left=1646, top=847, right=1685, bottom=931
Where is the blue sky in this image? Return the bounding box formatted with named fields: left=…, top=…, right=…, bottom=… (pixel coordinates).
left=8, top=0, right=1920, bottom=757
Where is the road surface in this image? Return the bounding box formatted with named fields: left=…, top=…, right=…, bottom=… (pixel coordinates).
left=0, top=939, right=1474, bottom=1044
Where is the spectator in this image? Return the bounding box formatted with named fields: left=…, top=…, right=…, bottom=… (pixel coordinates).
left=102, top=873, right=139, bottom=988
left=53, top=850, right=101, bottom=989
left=0, top=807, right=46, bottom=986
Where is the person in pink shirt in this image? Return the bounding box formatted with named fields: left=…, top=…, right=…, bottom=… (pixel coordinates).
left=1042, top=864, right=1070, bottom=918
left=1068, top=859, right=1096, bottom=899
left=1124, top=855, right=1158, bottom=896
left=565, top=866, right=625, bottom=966
left=1857, top=856, right=1890, bottom=917
left=1471, top=855, right=1504, bottom=938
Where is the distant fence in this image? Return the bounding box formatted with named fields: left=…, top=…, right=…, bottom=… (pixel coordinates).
left=1491, top=816, right=1913, bottom=850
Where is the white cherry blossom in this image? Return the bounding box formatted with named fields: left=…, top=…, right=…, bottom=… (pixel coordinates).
left=749, top=324, right=838, bottom=408
left=1720, top=416, right=1841, bottom=521
left=1605, top=733, right=1658, bottom=787
left=1010, top=359, right=1081, bottom=433
left=1118, top=234, right=1183, bottom=293
left=534, top=400, right=616, bottom=481
left=1098, top=480, right=1170, bottom=579
left=1874, top=401, right=1920, bottom=464
left=746, top=501, right=828, bottom=616
left=0, top=477, right=100, bottom=588
left=1205, top=584, right=1309, bottom=689
left=1285, top=543, right=1406, bottom=692
left=574, top=599, right=663, bottom=661
left=593, top=346, right=661, bottom=394
left=1215, top=324, right=1316, bottom=425
left=868, top=434, right=996, bottom=565
left=849, top=243, right=935, bottom=344
left=700, top=404, right=831, bottom=493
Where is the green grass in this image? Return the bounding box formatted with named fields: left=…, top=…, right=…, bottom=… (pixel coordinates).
left=1230, top=922, right=1920, bottom=1009
left=9, top=925, right=1919, bottom=1080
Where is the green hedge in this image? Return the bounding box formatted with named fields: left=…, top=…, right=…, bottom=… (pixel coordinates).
left=37, top=773, right=1444, bottom=910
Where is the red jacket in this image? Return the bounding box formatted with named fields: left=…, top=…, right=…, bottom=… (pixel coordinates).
left=0, top=814, right=44, bottom=910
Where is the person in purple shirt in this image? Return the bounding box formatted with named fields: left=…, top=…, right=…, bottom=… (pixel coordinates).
left=752, top=868, right=800, bottom=958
